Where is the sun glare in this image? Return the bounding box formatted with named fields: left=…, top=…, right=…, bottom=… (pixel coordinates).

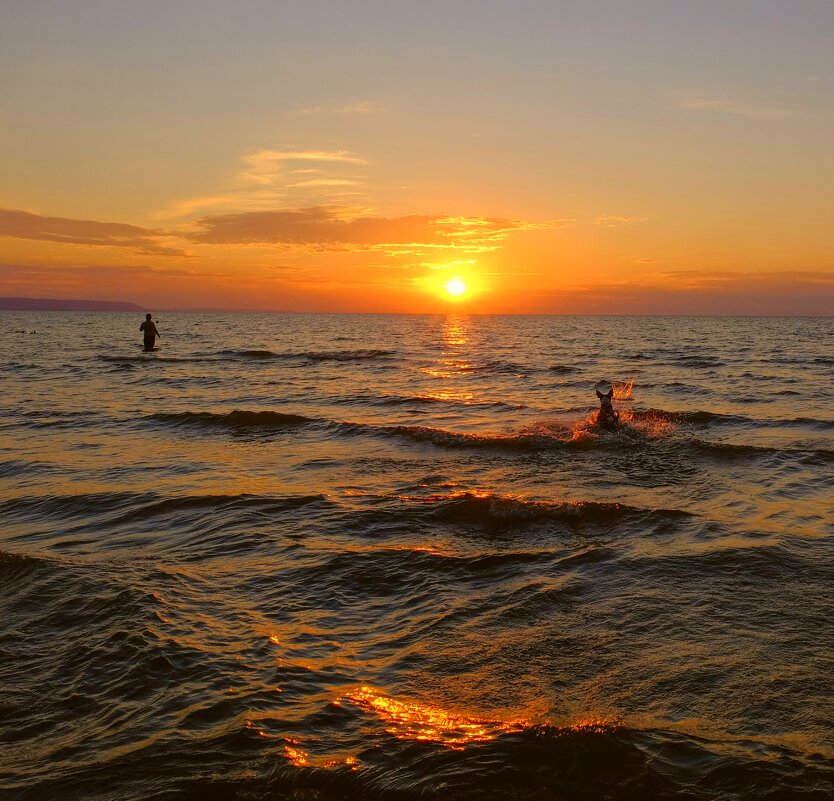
left=445, top=278, right=467, bottom=297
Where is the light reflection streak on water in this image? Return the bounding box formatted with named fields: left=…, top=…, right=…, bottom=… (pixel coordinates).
left=282, top=741, right=360, bottom=771
left=282, top=740, right=309, bottom=766
left=421, top=315, right=475, bottom=380
left=334, top=687, right=621, bottom=750
left=420, top=391, right=476, bottom=403
left=443, top=316, right=468, bottom=348
left=337, top=686, right=526, bottom=747
left=277, top=684, right=622, bottom=769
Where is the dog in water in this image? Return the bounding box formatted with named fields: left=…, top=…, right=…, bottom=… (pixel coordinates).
left=595, top=387, right=620, bottom=430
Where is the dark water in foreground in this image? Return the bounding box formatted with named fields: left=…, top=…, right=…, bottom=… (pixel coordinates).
left=2, top=312, right=833, bottom=800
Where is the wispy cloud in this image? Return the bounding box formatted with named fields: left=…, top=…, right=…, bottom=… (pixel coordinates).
left=594, top=215, right=646, bottom=227
left=157, top=147, right=369, bottom=219
left=420, top=258, right=478, bottom=270
left=337, top=101, right=384, bottom=114
left=0, top=209, right=184, bottom=256
left=293, top=101, right=384, bottom=115
left=240, top=149, right=367, bottom=185
left=154, top=192, right=287, bottom=220
left=671, top=90, right=794, bottom=119
left=287, top=178, right=360, bottom=188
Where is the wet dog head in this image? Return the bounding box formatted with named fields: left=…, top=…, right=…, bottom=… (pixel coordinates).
left=595, top=388, right=619, bottom=429
left=596, top=388, right=614, bottom=409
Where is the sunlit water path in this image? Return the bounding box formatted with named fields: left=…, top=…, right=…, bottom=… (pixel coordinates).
left=2, top=312, right=833, bottom=800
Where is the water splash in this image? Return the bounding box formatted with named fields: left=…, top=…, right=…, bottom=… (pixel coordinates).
left=613, top=379, right=635, bottom=400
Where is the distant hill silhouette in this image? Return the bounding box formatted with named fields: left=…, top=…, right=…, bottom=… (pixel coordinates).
left=0, top=296, right=142, bottom=312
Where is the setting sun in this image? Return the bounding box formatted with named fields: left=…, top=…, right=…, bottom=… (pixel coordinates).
left=445, top=278, right=467, bottom=297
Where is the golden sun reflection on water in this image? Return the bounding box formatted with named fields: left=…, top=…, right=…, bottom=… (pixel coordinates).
left=443, top=316, right=468, bottom=347
left=282, top=740, right=309, bottom=766
left=334, top=687, right=621, bottom=749
left=273, top=685, right=622, bottom=769
left=421, top=315, right=475, bottom=379
left=336, top=686, right=525, bottom=747
left=282, top=739, right=359, bottom=771
left=421, top=391, right=475, bottom=403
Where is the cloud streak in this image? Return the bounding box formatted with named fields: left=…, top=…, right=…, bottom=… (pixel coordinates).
left=0, top=209, right=184, bottom=256
left=671, top=90, right=794, bottom=119
left=187, top=205, right=547, bottom=254
left=594, top=215, right=646, bottom=227
left=292, top=101, right=384, bottom=115
left=158, top=146, right=370, bottom=218
left=240, top=149, right=367, bottom=186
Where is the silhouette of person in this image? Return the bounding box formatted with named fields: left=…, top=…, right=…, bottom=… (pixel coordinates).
left=140, top=314, right=160, bottom=351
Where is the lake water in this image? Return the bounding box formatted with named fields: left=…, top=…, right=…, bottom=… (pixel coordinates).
left=2, top=312, right=833, bottom=800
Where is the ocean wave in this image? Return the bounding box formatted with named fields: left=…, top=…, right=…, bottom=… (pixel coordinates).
left=1, top=489, right=325, bottom=516
left=347, top=489, right=692, bottom=527
left=333, top=393, right=525, bottom=410
left=0, top=459, right=60, bottom=478
left=689, top=438, right=834, bottom=463
left=149, top=409, right=318, bottom=430
left=294, top=348, right=398, bottom=362
left=219, top=348, right=285, bottom=360
left=13, top=410, right=103, bottom=430
left=383, top=421, right=834, bottom=461
left=386, top=424, right=571, bottom=450
left=147, top=409, right=654, bottom=449
left=669, top=355, right=725, bottom=368
left=260, top=687, right=834, bottom=801
left=633, top=409, right=749, bottom=425
left=1, top=491, right=330, bottom=538
left=221, top=347, right=398, bottom=362
left=144, top=407, right=834, bottom=464
left=99, top=354, right=221, bottom=365
left=623, top=409, right=834, bottom=430
left=145, top=410, right=570, bottom=447
left=0, top=549, right=48, bottom=573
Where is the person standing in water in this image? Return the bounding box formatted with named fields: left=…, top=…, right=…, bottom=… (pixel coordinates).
left=140, top=313, right=160, bottom=351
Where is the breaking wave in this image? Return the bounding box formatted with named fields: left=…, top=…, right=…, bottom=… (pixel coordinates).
left=345, top=489, right=692, bottom=527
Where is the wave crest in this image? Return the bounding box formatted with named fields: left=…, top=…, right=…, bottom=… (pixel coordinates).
left=223, top=348, right=397, bottom=362
left=150, top=410, right=317, bottom=430
left=347, top=489, right=692, bottom=527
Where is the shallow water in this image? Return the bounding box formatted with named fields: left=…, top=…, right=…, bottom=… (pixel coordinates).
left=1, top=312, right=833, bottom=800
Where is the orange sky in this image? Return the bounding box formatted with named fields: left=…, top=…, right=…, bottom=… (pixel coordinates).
left=1, top=2, right=833, bottom=314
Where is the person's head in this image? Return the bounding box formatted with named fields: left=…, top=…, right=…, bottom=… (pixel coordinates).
left=145, top=313, right=152, bottom=320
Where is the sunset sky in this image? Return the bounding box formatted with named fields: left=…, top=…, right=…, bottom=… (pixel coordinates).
left=1, top=0, right=833, bottom=314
